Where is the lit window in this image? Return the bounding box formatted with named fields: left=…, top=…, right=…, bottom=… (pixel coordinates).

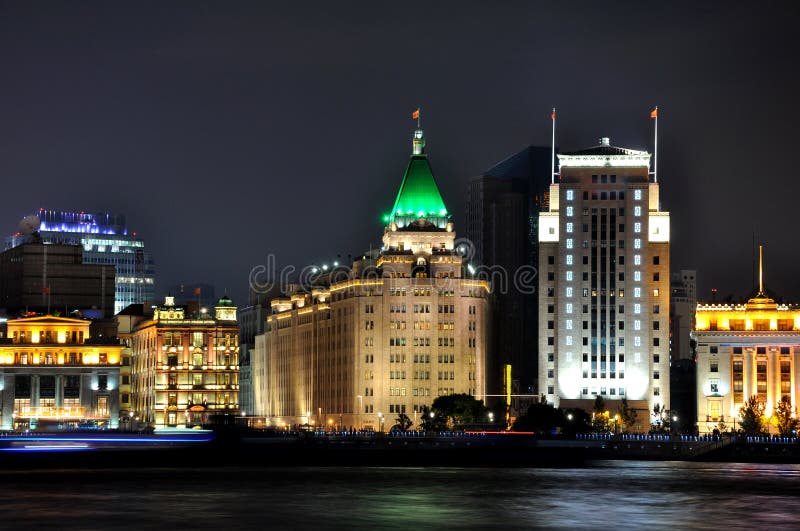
left=634, top=337, right=641, bottom=347
left=566, top=320, right=573, bottom=330
left=634, top=271, right=641, bottom=281
left=634, top=255, right=641, bottom=266
left=566, top=206, right=574, bottom=217
left=566, top=336, right=573, bottom=345
left=634, top=190, right=642, bottom=200
left=634, top=287, right=641, bottom=298
left=566, top=190, right=574, bottom=201
left=566, top=271, right=573, bottom=281
left=634, top=320, right=641, bottom=331
left=653, top=289, right=660, bottom=297
left=634, top=239, right=641, bottom=249
left=566, top=239, right=573, bottom=249
left=634, top=303, right=641, bottom=314
left=634, top=222, right=641, bottom=233
left=566, top=255, right=573, bottom=265
left=566, top=222, right=574, bottom=233
left=566, top=287, right=573, bottom=297
left=566, top=303, right=573, bottom=314
left=634, top=206, right=642, bottom=217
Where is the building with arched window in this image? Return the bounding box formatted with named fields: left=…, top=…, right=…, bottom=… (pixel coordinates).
left=130, top=296, right=239, bottom=428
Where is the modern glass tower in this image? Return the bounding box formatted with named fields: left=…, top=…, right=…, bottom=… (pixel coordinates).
left=6, top=209, right=155, bottom=315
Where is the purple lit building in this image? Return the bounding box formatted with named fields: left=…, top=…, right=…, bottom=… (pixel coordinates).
left=6, top=210, right=155, bottom=314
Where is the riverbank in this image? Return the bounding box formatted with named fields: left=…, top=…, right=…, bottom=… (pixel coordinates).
left=2, top=430, right=800, bottom=468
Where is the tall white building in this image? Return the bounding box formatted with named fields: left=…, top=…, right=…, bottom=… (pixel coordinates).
left=538, top=137, right=670, bottom=420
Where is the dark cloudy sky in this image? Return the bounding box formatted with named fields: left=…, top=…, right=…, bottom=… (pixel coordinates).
left=1, top=1, right=797, bottom=305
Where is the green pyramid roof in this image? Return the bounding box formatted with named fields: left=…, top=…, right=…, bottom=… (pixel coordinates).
left=389, top=155, right=448, bottom=222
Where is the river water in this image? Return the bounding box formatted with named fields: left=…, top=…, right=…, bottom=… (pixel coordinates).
left=2, top=461, right=798, bottom=529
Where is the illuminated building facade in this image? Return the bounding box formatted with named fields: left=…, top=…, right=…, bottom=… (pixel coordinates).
left=6, top=210, right=155, bottom=315
left=130, top=296, right=239, bottom=427
left=0, top=315, right=122, bottom=430
left=253, top=128, right=489, bottom=430
left=538, top=137, right=670, bottom=420
left=694, top=250, right=800, bottom=433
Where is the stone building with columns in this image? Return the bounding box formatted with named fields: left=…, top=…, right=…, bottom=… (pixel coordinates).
left=694, top=249, right=800, bottom=434
left=0, top=315, right=122, bottom=430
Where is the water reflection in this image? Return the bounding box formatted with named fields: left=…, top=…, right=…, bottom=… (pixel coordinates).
left=2, top=462, right=799, bottom=529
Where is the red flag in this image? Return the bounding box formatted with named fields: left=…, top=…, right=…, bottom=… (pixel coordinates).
left=43, top=286, right=50, bottom=295
left=412, top=108, right=420, bottom=120
left=194, top=287, right=201, bottom=296
left=551, top=109, right=556, bottom=121
left=650, top=107, right=658, bottom=119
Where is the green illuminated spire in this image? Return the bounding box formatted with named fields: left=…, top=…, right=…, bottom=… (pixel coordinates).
left=388, top=128, right=448, bottom=227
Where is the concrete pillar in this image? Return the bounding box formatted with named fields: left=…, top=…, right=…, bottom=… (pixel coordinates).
left=31, top=375, right=40, bottom=408
left=767, top=347, right=778, bottom=412
left=742, top=347, right=752, bottom=402
left=2, top=374, right=14, bottom=430
left=55, top=375, right=64, bottom=408
left=81, top=373, right=93, bottom=417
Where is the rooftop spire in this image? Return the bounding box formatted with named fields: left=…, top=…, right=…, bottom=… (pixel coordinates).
left=412, top=128, right=425, bottom=155
left=385, top=122, right=448, bottom=229
left=747, top=244, right=776, bottom=308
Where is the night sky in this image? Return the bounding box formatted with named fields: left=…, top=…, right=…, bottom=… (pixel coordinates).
left=1, top=1, right=797, bottom=305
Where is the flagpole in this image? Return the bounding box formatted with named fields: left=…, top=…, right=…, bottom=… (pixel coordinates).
left=417, top=107, right=421, bottom=129
left=551, top=107, right=556, bottom=185
left=654, top=105, right=658, bottom=183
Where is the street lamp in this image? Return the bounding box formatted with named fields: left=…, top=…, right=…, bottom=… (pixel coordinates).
left=378, top=412, right=384, bottom=433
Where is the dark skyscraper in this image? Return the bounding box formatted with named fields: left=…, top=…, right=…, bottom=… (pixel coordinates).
left=465, top=145, right=552, bottom=398
left=0, top=242, right=116, bottom=318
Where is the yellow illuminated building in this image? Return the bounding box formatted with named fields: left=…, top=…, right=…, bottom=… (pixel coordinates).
left=0, top=315, right=123, bottom=430
left=130, top=296, right=240, bottom=428
left=252, top=127, right=489, bottom=430
left=694, top=247, right=800, bottom=433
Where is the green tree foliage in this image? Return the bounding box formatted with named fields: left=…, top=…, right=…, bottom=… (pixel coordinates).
left=419, top=406, right=445, bottom=431
left=617, top=398, right=639, bottom=433
left=513, top=402, right=564, bottom=433
left=773, top=395, right=797, bottom=437
left=651, top=403, right=666, bottom=431
left=593, top=396, right=606, bottom=416
left=429, top=394, right=487, bottom=430
left=394, top=413, right=413, bottom=431
left=593, top=396, right=609, bottom=432
left=739, top=395, right=766, bottom=435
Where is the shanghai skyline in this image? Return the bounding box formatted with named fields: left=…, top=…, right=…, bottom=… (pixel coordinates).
left=1, top=1, right=797, bottom=304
